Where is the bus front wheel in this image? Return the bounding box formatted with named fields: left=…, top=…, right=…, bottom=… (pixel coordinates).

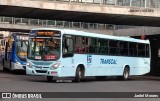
left=117, top=67, right=130, bottom=80
left=75, top=66, right=84, bottom=82
left=123, top=67, right=130, bottom=80
left=117, top=67, right=129, bottom=80
left=47, top=76, right=53, bottom=82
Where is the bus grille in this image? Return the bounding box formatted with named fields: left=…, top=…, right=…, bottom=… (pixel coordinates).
left=43, top=67, right=49, bottom=68
left=31, top=61, right=52, bottom=65
left=35, top=70, right=47, bottom=73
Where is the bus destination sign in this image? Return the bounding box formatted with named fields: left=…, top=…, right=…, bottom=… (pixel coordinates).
left=38, top=32, right=53, bottom=36
left=37, top=30, right=61, bottom=37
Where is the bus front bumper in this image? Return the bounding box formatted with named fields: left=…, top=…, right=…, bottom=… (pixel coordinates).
left=12, top=62, right=26, bottom=70
left=26, top=67, right=59, bottom=77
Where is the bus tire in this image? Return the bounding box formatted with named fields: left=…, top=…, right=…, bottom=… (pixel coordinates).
left=119, top=67, right=130, bottom=80
left=75, top=66, right=84, bottom=83
left=117, top=67, right=130, bottom=80
left=47, top=76, right=53, bottom=82
left=123, top=67, right=130, bottom=80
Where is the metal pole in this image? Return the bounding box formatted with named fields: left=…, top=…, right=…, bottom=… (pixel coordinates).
left=28, top=19, right=30, bottom=25
left=12, top=17, right=14, bottom=24
left=38, top=19, right=39, bottom=26
left=115, top=0, right=117, bottom=6
left=63, top=21, right=64, bottom=27
left=46, top=20, right=48, bottom=26
left=55, top=20, right=57, bottom=26
left=130, top=0, right=132, bottom=7
left=67, top=21, right=69, bottom=28
left=71, top=22, right=73, bottom=28
left=79, top=22, right=81, bottom=29
left=144, top=0, right=146, bottom=8
left=2, top=16, right=4, bottom=23
left=21, top=18, right=22, bottom=24
left=113, top=25, right=116, bottom=36
left=100, top=0, right=103, bottom=5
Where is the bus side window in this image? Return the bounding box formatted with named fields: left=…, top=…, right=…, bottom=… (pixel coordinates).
left=88, top=38, right=97, bottom=54
left=129, top=42, right=138, bottom=56
left=98, top=38, right=108, bottom=55
left=75, top=45, right=80, bottom=52
left=67, top=38, right=73, bottom=53
left=63, top=38, right=69, bottom=53
left=74, top=36, right=85, bottom=53
left=119, top=41, right=128, bottom=56
left=145, top=44, right=149, bottom=57
left=74, top=36, right=80, bottom=53
left=138, top=43, right=145, bottom=57
left=63, top=36, right=74, bottom=57
left=109, top=40, right=118, bottom=55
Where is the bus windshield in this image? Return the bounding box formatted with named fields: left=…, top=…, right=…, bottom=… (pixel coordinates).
left=16, top=40, right=28, bottom=61
left=27, top=38, right=60, bottom=61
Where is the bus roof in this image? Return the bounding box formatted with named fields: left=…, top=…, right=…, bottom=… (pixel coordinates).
left=31, top=28, right=150, bottom=44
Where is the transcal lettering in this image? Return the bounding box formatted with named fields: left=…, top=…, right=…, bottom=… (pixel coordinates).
left=100, top=59, right=117, bottom=64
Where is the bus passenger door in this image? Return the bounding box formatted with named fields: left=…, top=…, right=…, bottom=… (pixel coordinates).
left=4, top=42, right=11, bottom=68
left=61, top=35, right=74, bottom=76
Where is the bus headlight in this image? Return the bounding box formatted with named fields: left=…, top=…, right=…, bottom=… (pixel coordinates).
left=15, top=60, right=21, bottom=65
left=51, top=62, right=60, bottom=70
left=26, top=62, right=32, bottom=68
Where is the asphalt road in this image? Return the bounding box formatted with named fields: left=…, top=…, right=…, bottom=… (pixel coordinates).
left=0, top=65, right=160, bottom=101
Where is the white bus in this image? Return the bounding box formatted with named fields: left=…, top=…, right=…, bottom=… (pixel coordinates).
left=26, top=28, right=150, bottom=82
